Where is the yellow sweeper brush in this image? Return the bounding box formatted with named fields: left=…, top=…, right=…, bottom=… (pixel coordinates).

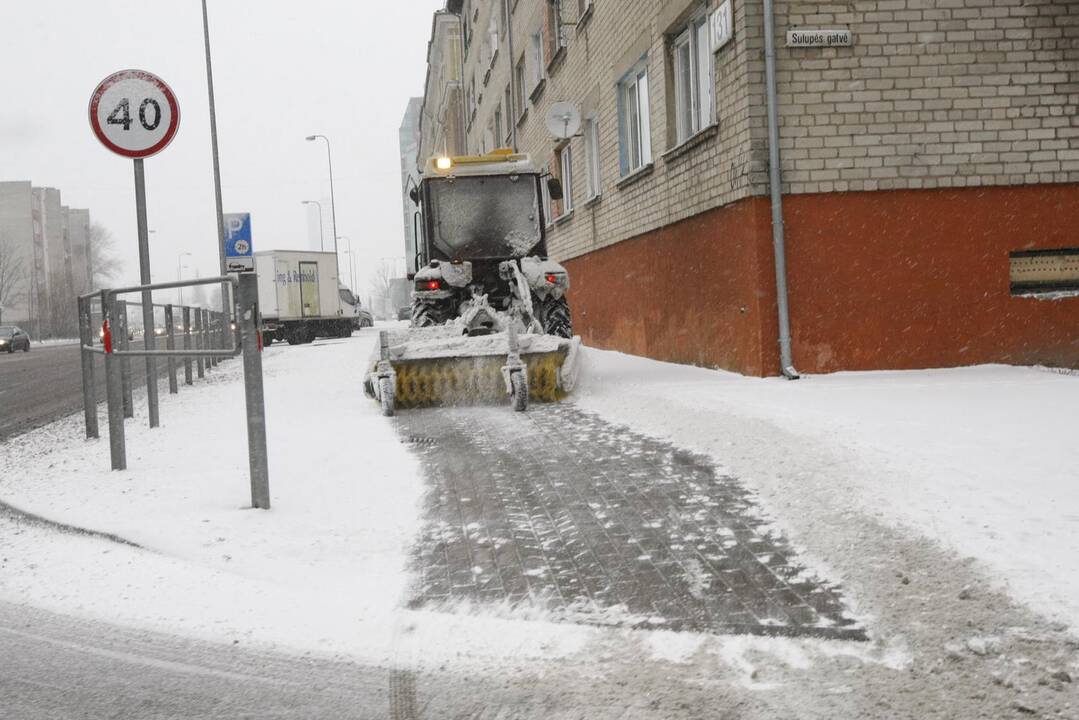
left=364, top=323, right=580, bottom=416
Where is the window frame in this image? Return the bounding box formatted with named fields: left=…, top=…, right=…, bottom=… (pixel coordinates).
left=672, top=13, right=715, bottom=145
left=540, top=162, right=554, bottom=228
left=583, top=115, right=601, bottom=200
left=618, top=60, right=652, bottom=176
left=528, top=31, right=545, bottom=92
left=514, top=57, right=527, bottom=120
left=558, top=143, right=574, bottom=216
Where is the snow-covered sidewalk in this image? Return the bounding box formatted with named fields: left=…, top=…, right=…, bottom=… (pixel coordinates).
left=576, top=352, right=1079, bottom=630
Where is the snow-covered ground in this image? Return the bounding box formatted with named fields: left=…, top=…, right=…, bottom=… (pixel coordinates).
left=0, top=330, right=897, bottom=681
left=1, top=329, right=1076, bottom=700
left=575, top=351, right=1079, bottom=630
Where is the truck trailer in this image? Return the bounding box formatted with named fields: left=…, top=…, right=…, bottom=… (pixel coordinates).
left=255, top=250, right=359, bottom=345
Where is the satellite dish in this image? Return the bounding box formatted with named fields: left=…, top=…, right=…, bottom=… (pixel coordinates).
left=544, top=101, right=582, bottom=140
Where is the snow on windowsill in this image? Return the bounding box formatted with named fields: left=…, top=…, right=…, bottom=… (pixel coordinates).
left=662, top=123, right=719, bottom=163
left=575, top=4, right=595, bottom=34
left=615, top=162, right=654, bottom=191
left=529, top=78, right=547, bottom=104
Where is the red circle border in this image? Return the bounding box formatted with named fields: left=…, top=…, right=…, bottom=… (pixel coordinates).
left=89, top=69, right=180, bottom=159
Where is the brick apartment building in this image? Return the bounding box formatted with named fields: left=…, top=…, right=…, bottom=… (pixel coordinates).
left=416, top=0, right=1079, bottom=375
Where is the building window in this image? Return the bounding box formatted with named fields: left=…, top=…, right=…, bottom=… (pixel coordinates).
left=557, top=144, right=574, bottom=215
left=540, top=163, right=553, bottom=226
left=500, top=0, right=508, bottom=36
left=618, top=61, right=652, bottom=175
left=487, top=14, right=499, bottom=64
left=672, top=16, right=714, bottom=144
left=462, top=1, right=472, bottom=51
left=494, top=104, right=503, bottom=149
left=503, top=85, right=514, bottom=142
left=547, top=1, right=565, bottom=62
left=583, top=116, right=601, bottom=199
left=529, top=31, right=545, bottom=91
left=514, top=58, right=527, bottom=119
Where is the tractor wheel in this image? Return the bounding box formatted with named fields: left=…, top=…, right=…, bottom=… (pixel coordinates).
left=539, top=296, right=573, bottom=338
left=411, top=297, right=448, bottom=328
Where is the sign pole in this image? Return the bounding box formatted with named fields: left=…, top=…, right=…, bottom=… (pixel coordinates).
left=133, top=158, right=160, bottom=428
left=237, top=272, right=270, bottom=509
left=202, top=0, right=233, bottom=347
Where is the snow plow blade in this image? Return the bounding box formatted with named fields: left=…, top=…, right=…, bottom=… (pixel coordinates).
left=365, top=327, right=580, bottom=410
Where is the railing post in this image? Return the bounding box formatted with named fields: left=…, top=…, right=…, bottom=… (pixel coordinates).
left=78, top=296, right=99, bottom=440
left=208, top=311, right=217, bottom=367
left=214, top=311, right=222, bottom=367
left=165, top=304, right=178, bottom=394
left=183, top=306, right=193, bottom=385
left=119, top=300, right=133, bottom=419
left=195, top=309, right=205, bottom=379
left=104, top=292, right=126, bottom=470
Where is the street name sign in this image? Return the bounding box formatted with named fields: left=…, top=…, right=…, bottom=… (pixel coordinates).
left=786, top=29, right=853, bottom=48
left=89, top=69, right=180, bottom=159
left=224, top=213, right=254, bottom=272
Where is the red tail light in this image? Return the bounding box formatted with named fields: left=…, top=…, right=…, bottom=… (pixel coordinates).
left=545, top=273, right=560, bottom=284
left=417, top=279, right=442, bottom=291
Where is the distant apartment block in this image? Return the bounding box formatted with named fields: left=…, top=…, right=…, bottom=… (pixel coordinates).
left=0, top=180, right=94, bottom=334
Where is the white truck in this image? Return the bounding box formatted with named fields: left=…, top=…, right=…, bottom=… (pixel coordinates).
left=255, top=250, right=361, bottom=345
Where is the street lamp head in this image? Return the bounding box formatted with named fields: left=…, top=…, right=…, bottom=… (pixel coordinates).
left=305, top=135, right=317, bottom=141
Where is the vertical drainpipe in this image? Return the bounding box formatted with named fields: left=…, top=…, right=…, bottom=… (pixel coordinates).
left=763, top=0, right=800, bottom=379
left=505, top=0, right=518, bottom=152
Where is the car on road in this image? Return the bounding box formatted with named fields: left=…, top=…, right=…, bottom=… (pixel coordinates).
left=0, top=326, right=30, bottom=353
left=359, top=308, right=374, bottom=328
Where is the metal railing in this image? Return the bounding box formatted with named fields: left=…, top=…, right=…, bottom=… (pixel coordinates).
left=76, top=273, right=269, bottom=509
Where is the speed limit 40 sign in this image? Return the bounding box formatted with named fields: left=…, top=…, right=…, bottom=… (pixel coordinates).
left=89, top=69, right=180, bottom=158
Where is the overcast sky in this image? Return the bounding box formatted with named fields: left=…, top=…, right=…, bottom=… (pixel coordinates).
left=0, top=0, right=442, bottom=298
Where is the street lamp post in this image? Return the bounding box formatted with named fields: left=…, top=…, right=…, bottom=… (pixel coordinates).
left=305, top=134, right=339, bottom=269
left=301, top=200, right=325, bottom=250
left=338, top=236, right=356, bottom=291
left=177, top=252, right=194, bottom=305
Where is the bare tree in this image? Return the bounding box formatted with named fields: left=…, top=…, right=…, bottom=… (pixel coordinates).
left=368, top=260, right=396, bottom=319
left=88, top=222, right=122, bottom=287
left=0, top=231, right=29, bottom=323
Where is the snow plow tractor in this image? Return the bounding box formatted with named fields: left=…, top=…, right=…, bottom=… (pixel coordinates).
left=365, top=150, right=580, bottom=415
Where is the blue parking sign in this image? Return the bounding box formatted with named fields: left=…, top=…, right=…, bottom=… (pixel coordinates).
left=224, top=213, right=254, bottom=271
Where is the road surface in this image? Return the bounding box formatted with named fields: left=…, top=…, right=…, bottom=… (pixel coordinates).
left=0, top=341, right=209, bottom=442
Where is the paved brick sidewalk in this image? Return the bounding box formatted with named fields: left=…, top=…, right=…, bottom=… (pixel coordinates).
left=397, top=404, right=864, bottom=640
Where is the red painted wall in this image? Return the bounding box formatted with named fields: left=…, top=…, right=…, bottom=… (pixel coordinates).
left=785, top=185, right=1079, bottom=373
left=564, top=185, right=1079, bottom=376
left=563, top=198, right=777, bottom=376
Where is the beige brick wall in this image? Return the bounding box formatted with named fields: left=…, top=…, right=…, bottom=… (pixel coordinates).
left=768, top=0, right=1079, bottom=194
left=443, top=0, right=1079, bottom=262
